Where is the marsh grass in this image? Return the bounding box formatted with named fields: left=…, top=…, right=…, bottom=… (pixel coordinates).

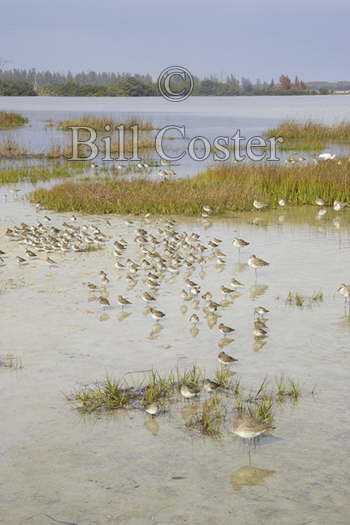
left=0, top=138, right=29, bottom=158
left=72, top=376, right=133, bottom=413
left=54, top=115, right=156, bottom=131
left=248, top=395, right=274, bottom=425
left=266, top=120, right=350, bottom=141
left=30, top=159, right=350, bottom=215
left=286, top=291, right=324, bottom=308
left=214, top=366, right=235, bottom=389
left=275, top=376, right=301, bottom=402
left=0, top=163, right=87, bottom=185
left=187, top=395, right=223, bottom=437
left=141, top=369, right=176, bottom=405
left=278, top=139, right=327, bottom=151
left=71, top=367, right=199, bottom=413
left=0, top=354, right=23, bottom=370
left=0, top=138, right=75, bottom=160
left=69, top=369, right=305, bottom=438
left=176, top=364, right=203, bottom=388
left=0, top=111, right=28, bottom=129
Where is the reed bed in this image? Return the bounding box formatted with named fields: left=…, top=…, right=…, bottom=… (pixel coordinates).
left=266, top=120, right=350, bottom=141
left=0, top=138, right=72, bottom=160
left=0, top=163, right=87, bottom=184
left=31, top=159, right=350, bottom=215
left=0, top=111, right=28, bottom=129
left=0, top=138, right=30, bottom=158
left=55, top=115, right=155, bottom=131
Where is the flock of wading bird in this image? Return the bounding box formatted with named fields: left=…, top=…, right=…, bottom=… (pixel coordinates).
left=2, top=198, right=350, bottom=440
left=83, top=207, right=274, bottom=439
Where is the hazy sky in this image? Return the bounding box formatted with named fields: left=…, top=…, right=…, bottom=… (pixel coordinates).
left=1, top=0, right=349, bottom=81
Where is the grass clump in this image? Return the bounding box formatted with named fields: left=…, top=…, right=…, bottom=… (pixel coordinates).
left=141, top=369, right=176, bottom=405
left=30, top=159, right=350, bottom=215
left=266, top=120, right=350, bottom=141
left=286, top=291, right=324, bottom=308
left=187, top=396, right=223, bottom=437
left=214, top=366, right=235, bottom=389
left=177, top=364, right=203, bottom=388
left=0, top=354, right=23, bottom=370
left=71, top=376, right=133, bottom=413
left=275, top=376, right=301, bottom=402
left=248, top=395, right=274, bottom=425
left=0, top=138, right=29, bottom=158
left=55, top=115, right=155, bottom=131
left=0, top=163, right=87, bottom=185
left=0, top=111, right=28, bottom=128
left=70, top=366, right=203, bottom=414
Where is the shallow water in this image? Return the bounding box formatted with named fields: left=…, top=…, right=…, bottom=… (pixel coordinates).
left=1, top=95, right=350, bottom=175
left=1, top=178, right=350, bottom=524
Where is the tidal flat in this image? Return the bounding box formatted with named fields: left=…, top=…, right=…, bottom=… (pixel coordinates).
left=1, top=96, right=350, bottom=525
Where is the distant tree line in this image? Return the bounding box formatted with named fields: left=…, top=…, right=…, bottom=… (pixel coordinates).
left=0, top=69, right=333, bottom=96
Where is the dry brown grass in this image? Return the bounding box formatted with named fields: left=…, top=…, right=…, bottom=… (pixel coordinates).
left=55, top=114, right=155, bottom=131
left=266, top=120, right=350, bottom=140
left=0, top=111, right=28, bottom=129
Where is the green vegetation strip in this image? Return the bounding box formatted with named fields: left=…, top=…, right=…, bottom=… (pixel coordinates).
left=266, top=120, right=350, bottom=140
left=0, top=111, right=28, bottom=129
left=69, top=367, right=303, bottom=437
left=0, top=163, right=87, bottom=184
left=54, top=115, right=155, bottom=131
left=31, top=160, right=350, bottom=215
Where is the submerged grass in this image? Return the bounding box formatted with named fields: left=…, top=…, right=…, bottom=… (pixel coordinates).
left=187, top=396, right=223, bottom=437
left=275, top=376, right=301, bottom=401
left=0, top=163, right=88, bottom=184
left=0, top=354, right=23, bottom=370
left=69, top=369, right=306, bottom=438
left=0, top=138, right=74, bottom=160
left=30, top=159, right=350, bottom=215
left=214, top=366, right=235, bottom=389
left=286, top=291, right=324, bottom=308
left=0, top=111, right=28, bottom=129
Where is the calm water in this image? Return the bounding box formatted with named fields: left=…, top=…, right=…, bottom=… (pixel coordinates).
left=1, top=95, right=350, bottom=173
left=1, top=97, right=350, bottom=524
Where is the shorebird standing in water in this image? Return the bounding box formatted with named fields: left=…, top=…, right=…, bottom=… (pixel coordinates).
left=180, top=384, right=200, bottom=399
left=338, top=284, right=350, bottom=311
left=232, top=415, right=274, bottom=440
left=248, top=255, right=269, bottom=279
left=117, top=295, right=132, bottom=310
left=218, top=351, right=238, bottom=364
left=254, top=306, right=269, bottom=318
left=99, top=296, right=110, bottom=309
left=315, top=197, right=325, bottom=207
left=233, top=238, right=249, bottom=258
left=144, top=402, right=159, bottom=416
left=203, top=379, right=220, bottom=393
left=253, top=200, right=268, bottom=211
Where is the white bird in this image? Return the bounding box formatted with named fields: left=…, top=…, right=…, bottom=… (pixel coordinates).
left=315, top=197, right=325, bottom=207
left=278, top=199, right=287, bottom=207
left=253, top=200, right=268, bottom=210
left=319, top=153, right=336, bottom=161
left=333, top=200, right=347, bottom=211
left=338, top=284, right=350, bottom=305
